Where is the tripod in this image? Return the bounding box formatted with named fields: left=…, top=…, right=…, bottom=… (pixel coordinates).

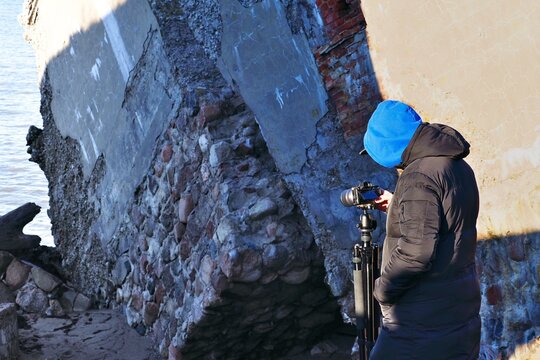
left=352, top=205, right=381, bottom=360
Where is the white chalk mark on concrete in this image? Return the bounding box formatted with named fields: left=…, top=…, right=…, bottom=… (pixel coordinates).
left=90, top=58, right=102, bottom=81
left=74, top=109, right=82, bottom=123
left=275, top=88, right=284, bottom=108
left=79, top=140, right=90, bottom=163
left=94, top=0, right=133, bottom=82
left=86, top=106, right=95, bottom=122
left=135, top=111, right=144, bottom=133
left=87, top=130, right=100, bottom=158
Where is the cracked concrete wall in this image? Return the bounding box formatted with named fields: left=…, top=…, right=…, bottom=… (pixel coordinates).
left=24, top=0, right=178, bottom=246
left=219, top=0, right=328, bottom=175
left=23, top=0, right=180, bottom=296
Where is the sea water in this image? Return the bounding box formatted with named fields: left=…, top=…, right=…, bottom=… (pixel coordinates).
left=0, top=1, right=53, bottom=246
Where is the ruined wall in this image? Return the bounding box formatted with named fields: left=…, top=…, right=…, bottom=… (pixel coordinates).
left=22, top=0, right=362, bottom=358
left=22, top=0, right=538, bottom=358
left=217, top=0, right=393, bottom=307
left=361, top=1, right=540, bottom=358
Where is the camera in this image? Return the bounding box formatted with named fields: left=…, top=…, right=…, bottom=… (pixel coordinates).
left=340, top=182, right=382, bottom=207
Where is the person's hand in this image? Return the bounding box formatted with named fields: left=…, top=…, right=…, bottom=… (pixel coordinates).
left=373, top=189, right=393, bottom=212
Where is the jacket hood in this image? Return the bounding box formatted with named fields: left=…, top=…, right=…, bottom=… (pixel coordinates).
left=400, top=123, right=470, bottom=168
left=364, top=100, right=423, bottom=168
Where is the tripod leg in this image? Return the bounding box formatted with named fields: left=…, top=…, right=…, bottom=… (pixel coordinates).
left=366, top=247, right=377, bottom=353
left=373, top=245, right=381, bottom=340
left=353, top=244, right=366, bottom=360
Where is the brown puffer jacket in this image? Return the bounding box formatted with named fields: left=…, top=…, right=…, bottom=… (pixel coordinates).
left=370, top=123, right=481, bottom=360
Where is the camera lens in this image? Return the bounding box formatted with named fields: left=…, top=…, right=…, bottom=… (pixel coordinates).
left=340, top=189, right=356, bottom=207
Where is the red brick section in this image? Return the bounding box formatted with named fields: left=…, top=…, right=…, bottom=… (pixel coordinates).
left=314, top=0, right=380, bottom=138
left=486, top=284, right=503, bottom=306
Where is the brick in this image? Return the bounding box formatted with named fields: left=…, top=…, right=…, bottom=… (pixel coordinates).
left=486, top=285, right=503, bottom=305
left=509, top=239, right=525, bottom=262
left=200, top=102, right=222, bottom=124
left=162, top=144, right=174, bottom=162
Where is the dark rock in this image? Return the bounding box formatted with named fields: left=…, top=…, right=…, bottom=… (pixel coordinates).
left=160, top=202, right=175, bottom=233
left=211, top=271, right=229, bottom=294
left=167, top=167, right=176, bottom=187
left=199, top=255, right=215, bottom=285
left=144, top=302, right=160, bottom=326
left=130, top=291, right=144, bottom=312
left=5, top=259, right=31, bottom=290
left=310, top=339, right=339, bottom=357
left=112, top=256, right=131, bottom=286
left=45, top=299, right=66, bottom=317
left=301, top=288, right=330, bottom=306
left=135, top=323, right=147, bottom=336
left=0, top=282, right=15, bottom=303
left=234, top=138, right=255, bottom=155
left=149, top=176, right=159, bottom=195
left=168, top=343, right=182, bottom=360
left=299, top=312, right=335, bottom=328
left=59, top=289, right=78, bottom=312
left=0, top=251, right=14, bottom=276
left=199, top=102, right=223, bottom=124
left=31, top=266, right=62, bottom=292
left=162, top=144, right=174, bottom=162
left=174, top=222, right=186, bottom=241
left=262, top=245, right=289, bottom=270
left=219, top=249, right=242, bottom=280
left=178, top=194, right=194, bottom=224
left=236, top=161, right=250, bottom=172
left=0, top=303, right=18, bottom=359
left=509, top=239, right=525, bottom=262
left=131, top=206, right=144, bottom=229
left=486, top=284, right=503, bottom=305
left=209, top=141, right=231, bottom=168
left=154, top=163, right=164, bottom=177
left=216, top=216, right=235, bottom=243
left=248, top=198, right=278, bottom=220
left=281, top=267, right=310, bottom=285
left=73, top=293, right=92, bottom=312
left=16, top=282, right=48, bottom=313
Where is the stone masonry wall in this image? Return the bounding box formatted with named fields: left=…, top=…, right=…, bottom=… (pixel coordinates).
left=115, top=91, right=346, bottom=358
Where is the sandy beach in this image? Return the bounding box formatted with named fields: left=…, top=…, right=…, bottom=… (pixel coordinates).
left=18, top=309, right=161, bottom=360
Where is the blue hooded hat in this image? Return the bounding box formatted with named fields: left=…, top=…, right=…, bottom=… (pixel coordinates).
left=364, top=100, right=423, bottom=168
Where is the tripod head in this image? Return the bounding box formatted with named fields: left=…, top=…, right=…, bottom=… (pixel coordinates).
left=356, top=205, right=377, bottom=244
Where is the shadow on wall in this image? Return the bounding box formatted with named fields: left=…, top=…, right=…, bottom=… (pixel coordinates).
left=23, top=0, right=179, bottom=293
left=25, top=0, right=362, bottom=358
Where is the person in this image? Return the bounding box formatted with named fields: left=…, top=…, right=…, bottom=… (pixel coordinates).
left=362, top=100, right=481, bottom=359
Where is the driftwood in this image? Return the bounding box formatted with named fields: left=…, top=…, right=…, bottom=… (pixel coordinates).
left=0, top=203, right=41, bottom=250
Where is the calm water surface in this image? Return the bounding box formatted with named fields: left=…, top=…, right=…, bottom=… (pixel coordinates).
left=0, top=1, right=53, bottom=246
